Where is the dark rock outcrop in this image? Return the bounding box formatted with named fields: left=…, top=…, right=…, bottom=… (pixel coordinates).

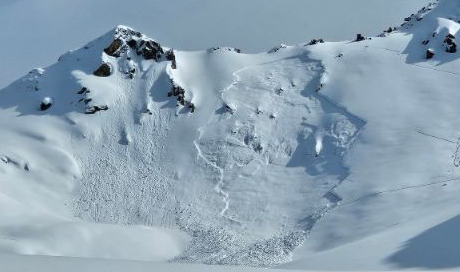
left=444, top=35, right=457, bottom=53
left=104, top=38, right=123, bottom=57
left=39, top=102, right=52, bottom=111
left=426, top=49, right=435, bottom=59
left=77, top=87, right=89, bottom=94
left=39, top=97, right=53, bottom=111
left=93, top=63, right=112, bottom=77
left=166, top=49, right=177, bottom=69
left=137, top=40, right=164, bottom=61
left=308, top=39, right=324, bottom=45
left=355, top=34, right=366, bottom=42
left=85, top=105, right=109, bottom=114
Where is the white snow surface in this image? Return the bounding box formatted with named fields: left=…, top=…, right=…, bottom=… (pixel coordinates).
left=1, top=0, right=460, bottom=270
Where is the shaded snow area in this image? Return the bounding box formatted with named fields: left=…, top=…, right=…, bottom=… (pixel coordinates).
left=2, top=0, right=460, bottom=270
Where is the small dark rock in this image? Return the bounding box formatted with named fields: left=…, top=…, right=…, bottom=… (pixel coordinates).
left=127, top=39, right=137, bottom=48
left=40, top=97, right=53, bottom=111
left=77, top=87, right=88, bottom=94
left=85, top=105, right=109, bottom=114
left=93, top=63, right=112, bottom=77
left=316, top=83, right=324, bottom=92
left=426, top=49, right=435, bottom=59
left=308, top=39, right=324, bottom=45
left=189, top=103, right=196, bottom=113
left=166, top=49, right=177, bottom=69
left=447, top=43, right=457, bottom=53
left=40, top=102, right=52, bottom=111
left=355, top=34, right=366, bottom=42
left=225, top=104, right=235, bottom=114
left=166, top=49, right=176, bottom=61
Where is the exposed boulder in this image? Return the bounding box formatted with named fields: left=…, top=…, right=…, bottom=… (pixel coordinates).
left=127, top=39, right=137, bottom=48
left=443, top=34, right=457, bottom=53
left=39, top=97, right=53, bottom=111
left=426, top=48, right=435, bottom=59
left=308, top=39, right=324, bottom=45
left=93, top=63, right=112, bottom=77
left=268, top=44, right=287, bottom=53
left=207, top=47, right=242, bottom=54
left=77, top=87, right=89, bottom=94
left=85, top=105, right=109, bottom=114
left=104, top=38, right=124, bottom=57
left=137, top=40, right=164, bottom=61
left=224, top=104, right=236, bottom=114
left=355, top=34, right=366, bottom=42
left=316, top=83, right=325, bottom=92
left=189, top=103, right=196, bottom=113
left=166, top=49, right=177, bottom=69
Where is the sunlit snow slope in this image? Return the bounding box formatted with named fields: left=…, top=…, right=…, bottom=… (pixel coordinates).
left=1, top=0, right=460, bottom=270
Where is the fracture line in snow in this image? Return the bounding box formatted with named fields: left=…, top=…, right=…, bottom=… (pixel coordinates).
left=368, top=45, right=460, bottom=77
left=340, top=177, right=460, bottom=206
left=415, top=129, right=457, bottom=144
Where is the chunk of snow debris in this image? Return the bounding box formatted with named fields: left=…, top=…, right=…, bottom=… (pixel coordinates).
left=315, top=134, right=323, bottom=156
left=40, top=97, right=53, bottom=111
left=120, top=58, right=136, bottom=79
left=93, top=63, right=112, bottom=77
left=85, top=105, right=108, bottom=114
left=426, top=49, right=435, bottom=59
left=269, top=113, right=277, bottom=119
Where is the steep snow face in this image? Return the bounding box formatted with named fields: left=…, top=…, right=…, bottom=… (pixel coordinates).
left=2, top=0, right=460, bottom=269
left=0, top=25, right=363, bottom=266
left=282, top=1, right=460, bottom=270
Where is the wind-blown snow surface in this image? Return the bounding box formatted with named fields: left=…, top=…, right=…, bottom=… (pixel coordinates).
left=1, top=0, right=460, bottom=270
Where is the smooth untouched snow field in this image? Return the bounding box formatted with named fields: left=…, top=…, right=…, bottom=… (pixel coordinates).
left=1, top=0, right=460, bottom=271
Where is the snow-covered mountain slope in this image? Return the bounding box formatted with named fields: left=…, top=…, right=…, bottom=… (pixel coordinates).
left=0, top=253, right=299, bottom=272
left=1, top=0, right=460, bottom=270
